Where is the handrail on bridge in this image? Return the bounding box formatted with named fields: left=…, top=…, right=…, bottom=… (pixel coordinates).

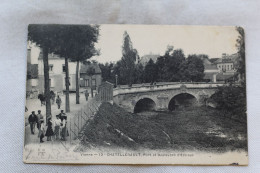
left=112, top=82, right=230, bottom=96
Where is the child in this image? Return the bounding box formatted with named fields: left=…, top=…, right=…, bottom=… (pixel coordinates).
left=45, top=117, right=54, bottom=141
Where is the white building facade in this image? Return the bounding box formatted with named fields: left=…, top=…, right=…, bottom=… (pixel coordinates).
left=38, top=52, right=78, bottom=93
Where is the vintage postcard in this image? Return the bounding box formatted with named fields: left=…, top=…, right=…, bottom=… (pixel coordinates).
left=24, top=24, right=247, bottom=165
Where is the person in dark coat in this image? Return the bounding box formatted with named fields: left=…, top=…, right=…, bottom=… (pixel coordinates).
left=38, top=93, right=45, bottom=106
left=59, top=110, right=66, bottom=121
left=45, top=117, right=54, bottom=141
left=56, top=95, right=62, bottom=109
left=28, top=111, right=37, bottom=134
left=85, top=90, right=89, bottom=101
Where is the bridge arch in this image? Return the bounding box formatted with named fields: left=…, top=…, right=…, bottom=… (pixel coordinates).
left=168, top=93, right=198, bottom=111
left=134, top=97, right=156, bottom=113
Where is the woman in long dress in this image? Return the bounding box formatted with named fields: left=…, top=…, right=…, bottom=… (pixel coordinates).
left=60, top=117, right=69, bottom=141
left=38, top=120, right=45, bottom=143
left=45, top=118, right=54, bottom=141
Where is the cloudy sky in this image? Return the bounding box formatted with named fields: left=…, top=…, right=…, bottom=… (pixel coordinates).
left=30, top=25, right=239, bottom=64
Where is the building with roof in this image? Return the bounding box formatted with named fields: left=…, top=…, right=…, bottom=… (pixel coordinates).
left=214, top=53, right=238, bottom=74
left=38, top=52, right=78, bottom=93
left=205, top=53, right=239, bottom=82
left=26, top=47, right=39, bottom=98
left=79, top=62, right=102, bottom=92
left=200, top=56, right=219, bottom=82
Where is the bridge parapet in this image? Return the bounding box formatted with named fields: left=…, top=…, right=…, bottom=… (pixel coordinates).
left=113, top=82, right=225, bottom=96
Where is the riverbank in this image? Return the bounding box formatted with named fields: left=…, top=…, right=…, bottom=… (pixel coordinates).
left=77, top=102, right=247, bottom=153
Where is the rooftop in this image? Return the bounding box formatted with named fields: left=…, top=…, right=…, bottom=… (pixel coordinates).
left=80, top=62, right=101, bottom=74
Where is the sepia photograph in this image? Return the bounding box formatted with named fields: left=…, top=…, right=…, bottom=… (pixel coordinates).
left=23, top=24, right=247, bottom=165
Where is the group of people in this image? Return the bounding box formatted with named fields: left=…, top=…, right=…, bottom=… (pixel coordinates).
left=38, top=91, right=62, bottom=109
left=28, top=110, right=69, bottom=143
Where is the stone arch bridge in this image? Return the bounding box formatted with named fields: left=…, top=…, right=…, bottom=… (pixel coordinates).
left=113, top=82, right=225, bottom=113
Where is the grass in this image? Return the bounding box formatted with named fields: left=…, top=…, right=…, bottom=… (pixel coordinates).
left=77, top=103, right=247, bottom=153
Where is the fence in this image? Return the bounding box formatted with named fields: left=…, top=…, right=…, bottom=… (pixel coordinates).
left=68, top=95, right=101, bottom=144
left=59, top=82, right=114, bottom=150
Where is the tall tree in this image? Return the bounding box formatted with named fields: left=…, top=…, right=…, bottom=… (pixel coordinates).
left=99, top=62, right=114, bottom=83
left=69, top=25, right=100, bottom=104
left=167, top=49, right=186, bottom=81
left=121, top=31, right=138, bottom=86
left=28, top=25, right=59, bottom=121
left=86, top=65, right=96, bottom=98
left=133, top=63, right=144, bottom=84
left=53, top=25, right=99, bottom=111
left=183, top=55, right=205, bottom=82
left=144, top=59, right=158, bottom=83
left=236, top=26, right=245, bottom=83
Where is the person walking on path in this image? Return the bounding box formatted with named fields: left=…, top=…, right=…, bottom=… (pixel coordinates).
left=85, top=90, right=89, bottom=101
left=56, top=95, right=62, bottom=109
left=36, top=110, right=44, bottom=131
left=59, top=110, right=67, bottom=122
left=60, top=116, right=69, bottom=141
left=28, top=111, right=37, bottom=134
left=45, top=117, right=54, bottom=141
left=50, top=90, right=56, bottom=105
left=38, top=120, right=45, bottom=143
left=54, top=115, right=61, bottom=140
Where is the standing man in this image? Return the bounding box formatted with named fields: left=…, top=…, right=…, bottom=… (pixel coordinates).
left=85, top=90, right=89, bottom=101
left=28, top=111, right=37, bottom=134
left=36, top=110, right=44, bottom=131
left=56, top=95, right=62, bottom=109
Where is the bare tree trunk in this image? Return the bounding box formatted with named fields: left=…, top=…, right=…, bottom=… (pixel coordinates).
left=76, top=60, right=80, bottom=104
left=65, top=57, right=70, bottom=112
left=43, top=46, right=51, bottom=121
left=90, top=76, right=93, bottom=98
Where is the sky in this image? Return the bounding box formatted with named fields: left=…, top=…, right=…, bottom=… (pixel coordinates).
left=92, top=25, right=239, bottom=63
left=29, top=25, right=239, bottom=64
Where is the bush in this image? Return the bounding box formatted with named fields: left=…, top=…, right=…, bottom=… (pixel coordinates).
left=211, top=84, right=247, bottom=122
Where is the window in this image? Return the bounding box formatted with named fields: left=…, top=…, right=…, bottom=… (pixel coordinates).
left=85, top=79, right=89, bottom=87
left=49, top=64, right=53, bottom=72
left=92, top=79, right=96, bottom=86
left=49, top=79, right=54, bottom=87
left=62, top=64, right=66, bottom=72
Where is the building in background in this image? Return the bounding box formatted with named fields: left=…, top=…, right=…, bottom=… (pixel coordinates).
left=38, top=52, right=77, bottom=93
left=213, top=53, right=239, bottom=82
left=26, top=46, right=39, bottom=98
left=139, top=54, right=160, bottom=66
left=80, top=62, right=102, bottom=93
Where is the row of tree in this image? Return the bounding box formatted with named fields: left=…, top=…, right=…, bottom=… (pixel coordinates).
left=28, top=25, right=100, bottom=120
left=99, top=32, right=205, bottom=86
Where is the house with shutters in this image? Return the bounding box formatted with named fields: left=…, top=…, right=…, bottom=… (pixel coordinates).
left=38, top=51, right=77, bottom=93
left=79, top=62, right=102, bottom=92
